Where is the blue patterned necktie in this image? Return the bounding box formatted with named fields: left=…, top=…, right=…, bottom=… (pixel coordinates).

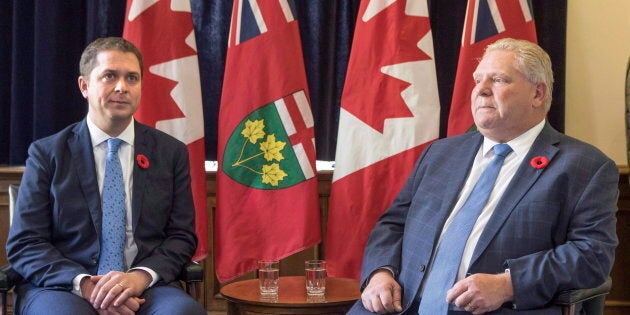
left=98, top=138, right=126, bottom=274
left=418, top=143, right=513, bottom=315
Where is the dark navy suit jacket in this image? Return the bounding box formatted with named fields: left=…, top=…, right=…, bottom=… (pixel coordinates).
left=6, top=119, right=197, bottom=292
left=349, top=123, right=618, bottom=314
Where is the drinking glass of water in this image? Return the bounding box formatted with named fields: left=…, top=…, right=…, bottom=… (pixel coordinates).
left=305, top=260, right=326, bottom=296
left=258, top=260, right=279, bottom=296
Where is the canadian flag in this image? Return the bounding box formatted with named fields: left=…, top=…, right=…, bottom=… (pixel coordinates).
left=123, top=0, right=207, bottom=261
left=326, top=0, right=440, bottom=278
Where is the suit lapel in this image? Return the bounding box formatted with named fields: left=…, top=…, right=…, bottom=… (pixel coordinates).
left=432, top=134, right=484, bottom=241
left=68, top=120, right=102, bottom=235
left=470, top=123, right=561, bottom=263
left=131, top=122, right=153, bottom=231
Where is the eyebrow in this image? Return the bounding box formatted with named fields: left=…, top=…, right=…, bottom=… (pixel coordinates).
left=101, top=69, right=141, bottom=76
left=473, top=71, right=509, bottom=78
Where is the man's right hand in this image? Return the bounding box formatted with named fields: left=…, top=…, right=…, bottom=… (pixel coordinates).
left=361, top=270, right=403, bottom=314
left=81, top=276, right=144, bottom=315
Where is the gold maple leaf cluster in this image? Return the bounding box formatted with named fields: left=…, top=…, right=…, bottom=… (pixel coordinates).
left=235, top=119, right=288, bottom=186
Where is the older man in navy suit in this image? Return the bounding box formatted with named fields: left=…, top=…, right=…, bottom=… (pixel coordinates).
left=6, top=37, right=205, bottom=315
left=350, top=38, right=618, bottom=315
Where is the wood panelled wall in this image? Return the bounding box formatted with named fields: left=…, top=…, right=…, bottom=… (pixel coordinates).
left=0, top=167, right=628, bottom=314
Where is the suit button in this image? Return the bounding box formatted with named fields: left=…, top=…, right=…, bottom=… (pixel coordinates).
left=420, top=265, right=426, bottom=272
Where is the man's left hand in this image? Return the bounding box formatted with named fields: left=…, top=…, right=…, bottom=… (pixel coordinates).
left=446, top=272, right=514, bottom=315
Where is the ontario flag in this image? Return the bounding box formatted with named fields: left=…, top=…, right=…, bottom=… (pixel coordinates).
left=215, top=0, right=320, bottom=282
left=447, top=0, right=537, bottom=135
left=326, top=0, right=440, bottom=279
left=122, top=0, right=208, bottom=261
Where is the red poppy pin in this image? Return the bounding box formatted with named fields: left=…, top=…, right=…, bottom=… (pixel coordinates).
left=136, top=154, right=150, bottom=169
left=530, top=156, right=549, bottom=169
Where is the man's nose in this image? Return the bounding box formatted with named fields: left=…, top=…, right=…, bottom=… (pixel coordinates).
left=474, top=81, right=492, bottom=96
left=114, top=79, right=127, bottom=93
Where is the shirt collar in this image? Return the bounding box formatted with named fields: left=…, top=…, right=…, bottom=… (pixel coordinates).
left=87, top=116, right=135, bottom=148
left=481, top=119, right=546, bottom=158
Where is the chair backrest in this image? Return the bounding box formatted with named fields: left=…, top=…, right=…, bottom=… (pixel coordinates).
left=8, top=184, right=18, bottom=226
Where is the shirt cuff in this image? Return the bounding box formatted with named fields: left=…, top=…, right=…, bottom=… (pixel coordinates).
left=72, top=274, right=91, bottom=297
left=379, top=266, right=397, bottom=278
left=129, top=267, right=159, bottom=288
left=362, top=266, right=397, bottom=290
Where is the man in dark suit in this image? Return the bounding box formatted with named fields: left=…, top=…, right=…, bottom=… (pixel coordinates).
left=350, top=38, right=618, bottom=314
left=6, top=37, right=206, bottom=315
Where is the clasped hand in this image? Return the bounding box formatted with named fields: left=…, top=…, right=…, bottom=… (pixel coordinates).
left=81, top=270, right=151, bottom=315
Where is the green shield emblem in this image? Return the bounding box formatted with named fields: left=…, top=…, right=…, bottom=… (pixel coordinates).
left=223, top=102, right=308, bottom=189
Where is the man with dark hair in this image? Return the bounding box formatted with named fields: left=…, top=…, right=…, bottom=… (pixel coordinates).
left=351, top=38, right=618, bottom=314
left=7, top=37, right=205, bottom=315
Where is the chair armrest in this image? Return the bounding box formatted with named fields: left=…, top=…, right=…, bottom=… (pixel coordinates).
left=0, top=265, right=22, bottom=291
left=553, top=277, right=612, bottom=306
left=179, top=262, right=203, bottom=283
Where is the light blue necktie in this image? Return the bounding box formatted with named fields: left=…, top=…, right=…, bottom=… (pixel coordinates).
left=98, top=138, right=126, bottom=274
left=418, top=143, right=513, bottom=315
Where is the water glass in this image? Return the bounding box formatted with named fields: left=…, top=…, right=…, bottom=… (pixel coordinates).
left=305, top=260, right=326, bottom=295
left=258, top=260, right=279, bottom=295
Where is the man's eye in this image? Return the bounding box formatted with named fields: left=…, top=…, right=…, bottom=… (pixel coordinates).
left=103, top=73, right=115, bottom=81
left=493, top=77, right=506, bottom=83
left=127, top=75, right=140, bottom=82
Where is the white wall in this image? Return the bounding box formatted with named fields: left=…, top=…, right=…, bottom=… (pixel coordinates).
left=565, top=0, right=630, bottom=166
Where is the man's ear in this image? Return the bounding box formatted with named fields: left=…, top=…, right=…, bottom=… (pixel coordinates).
left=532, top=82, right=546, bottom=108
left=78, top=76, right=88, bottom=98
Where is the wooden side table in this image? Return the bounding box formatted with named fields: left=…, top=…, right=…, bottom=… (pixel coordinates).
left=220, top=276, right=360, bottom=315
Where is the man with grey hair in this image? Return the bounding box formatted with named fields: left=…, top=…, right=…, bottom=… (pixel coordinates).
left=349, top=38, right=618, bottom=314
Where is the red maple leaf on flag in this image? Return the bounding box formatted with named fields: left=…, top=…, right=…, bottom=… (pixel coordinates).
left=342, top=0, right=432, bottom=133
left=124, top=0, right=197, bottom=127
